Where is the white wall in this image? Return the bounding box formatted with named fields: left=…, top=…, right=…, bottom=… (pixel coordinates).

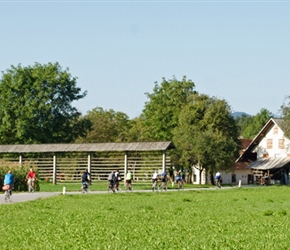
left=256, top=124, right=290, bottom=159
left=220, top=170, right=251, bottom=185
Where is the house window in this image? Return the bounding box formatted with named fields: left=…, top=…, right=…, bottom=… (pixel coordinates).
left=267, top=139, right=273, bottom=149
left=193, top=174, right=197, bottom=182
left=279, top=139, right=284, bottom=149
left=273, top=126, right=278, bottom=135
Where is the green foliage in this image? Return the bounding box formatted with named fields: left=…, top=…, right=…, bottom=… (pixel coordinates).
left=173, top=94, right=240, bottom=182
left=141, top=76, right=195, bottom=141
left=236, top=108, right=273, bottom=139
left=0, top=163, right=39, bottom=191
left=0, top=62, right=90, bottom=144
left=77, top=107, right=131, bottom=142
left=280, top=96, right=290, bottom=139
left=1, top=187, right=290, bottom=249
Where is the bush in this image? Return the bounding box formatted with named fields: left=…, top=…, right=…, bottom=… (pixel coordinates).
left=0, top=162, right=40, bottom=192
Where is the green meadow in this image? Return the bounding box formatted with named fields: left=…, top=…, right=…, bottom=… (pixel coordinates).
left=1, top=186, right=290, bottom=250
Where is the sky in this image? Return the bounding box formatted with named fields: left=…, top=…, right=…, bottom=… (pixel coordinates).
left=0, top=1, right=289, bottom=119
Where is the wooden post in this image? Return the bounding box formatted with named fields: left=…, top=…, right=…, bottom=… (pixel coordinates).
left=162, top=151, right=166, bottom=173
left=87, top=154, right=91, bottom=174
left=124, top=152, right=128, bottom=184
left=53, top=155, right=57, bottom=185
left=19, top=155, right=22, bottom=166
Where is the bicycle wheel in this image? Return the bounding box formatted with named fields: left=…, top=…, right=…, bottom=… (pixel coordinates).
left=4, top=191, right=10, bottom=203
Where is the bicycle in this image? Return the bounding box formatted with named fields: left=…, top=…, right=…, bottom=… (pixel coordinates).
left=177, top=179, right=183, bottom=190
left=215, top=178, right=221, bottom=189
left=159, top=180, right=167, bottom=191
left=81, top=181, right=91, bottom=194
left=27, top=179, right=34, bottom=193
left=152, top=179, right=158, bottom=192
left=3, top=185, right=12, bottom=203
left=108, top=180, right=116, bottom=193
left=125, top=180, right=132, bottom=192
left=115, top=180, right=121, bottom=192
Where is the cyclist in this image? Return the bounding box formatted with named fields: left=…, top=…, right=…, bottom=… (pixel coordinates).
left=3, top=170, right=14, bottom=196
left=82, top=169, right=90, bottom=183
left=176, top=170, right=183, bottom=189
left=215, top=171, right=222, bottom=188
left=151, top=171, right=158, bottom=191
left=26, top=168, right=36, bottom=192
left=108, top=170, right=116, bottom=192
left=81, top=169, right=91, bottom=192
left=161, top=171, right=167, bottom=190
left=115, top=169, right=121, bottom=191
left=125, top=170, right=133, bottom=191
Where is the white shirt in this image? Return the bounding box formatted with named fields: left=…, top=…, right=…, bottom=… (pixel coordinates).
left=152, top=172, right=158, bottom=179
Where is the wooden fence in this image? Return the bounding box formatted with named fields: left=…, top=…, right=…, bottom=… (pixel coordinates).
left=1, top=152, right=172, bottom=184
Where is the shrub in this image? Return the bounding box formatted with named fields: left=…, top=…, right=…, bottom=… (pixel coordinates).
left=0, top=162, right=40, bottom=191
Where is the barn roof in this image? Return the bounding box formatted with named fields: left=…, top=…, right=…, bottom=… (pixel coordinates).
left=0, top=141, right=175, bottom=153
left=248, top=156, right=290, bottom=170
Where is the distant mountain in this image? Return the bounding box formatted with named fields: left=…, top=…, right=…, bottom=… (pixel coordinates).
left=231, top=111, right=251, bottom=119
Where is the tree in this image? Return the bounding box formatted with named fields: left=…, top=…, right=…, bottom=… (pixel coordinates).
left=124, top=116, right=146, bottom=142
left=0, top=62, right=90, bottom=144
left=236, top=109, right=272, bottom=139
left=141, top=76, right=196, bottom=141
left=76, top=107, right=131, bottom=143
left=280, top=96, right=290, bottom=138
left=173, top=93, right=240, bottom=184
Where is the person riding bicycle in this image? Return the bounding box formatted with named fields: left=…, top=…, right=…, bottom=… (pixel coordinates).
left=26, top=168, right=36, bottom=192
left=215, top=171, right=222, bottom=188
left=81, top=169, right=91, bottom=191
left=161, top=171, right=167, bottom=189
left=176, top=170, right=183, bottom=188
left=115, top=169, right=121, bottom=191
left=151, top=171, right=158, bottom=190
left=108, top=170, right=116, bottom=192
left=125, top=170, right=133, bottom=190
left=3, top=170, right=14, bottom=196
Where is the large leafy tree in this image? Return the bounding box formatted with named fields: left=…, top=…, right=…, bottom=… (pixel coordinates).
left=77, top=107, right=131, bottom=143
left=141, top=76, right=196, bottom=141
left=0, top=62, right=90, bottom=144
left=236, top=109, right=272, bottom=139
left=173, top=93, right=240, bottom=184
left=280, top=96, right=290, bottom=138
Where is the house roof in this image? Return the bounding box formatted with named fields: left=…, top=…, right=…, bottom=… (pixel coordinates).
left=233, top=161, right=250, bottom=171
left=0, top=141, right=175, bottom=154
left=248, top=156, right=290, bottom=170
left=236, top=118, right=284, bottom=162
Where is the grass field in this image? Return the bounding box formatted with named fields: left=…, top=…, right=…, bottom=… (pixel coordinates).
left=1, top=186, right=290, bottom=249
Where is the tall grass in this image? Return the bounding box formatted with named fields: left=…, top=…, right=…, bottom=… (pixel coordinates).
left=1, top=186, right=290, bottom=249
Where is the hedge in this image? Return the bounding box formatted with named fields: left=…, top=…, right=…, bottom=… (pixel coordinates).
left=0, top=162, right=40, bottom=192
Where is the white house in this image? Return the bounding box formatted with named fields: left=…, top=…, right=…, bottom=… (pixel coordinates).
left=236, top=118, right=290, bottom=185
left=189, top=118, right=290, bottom=185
